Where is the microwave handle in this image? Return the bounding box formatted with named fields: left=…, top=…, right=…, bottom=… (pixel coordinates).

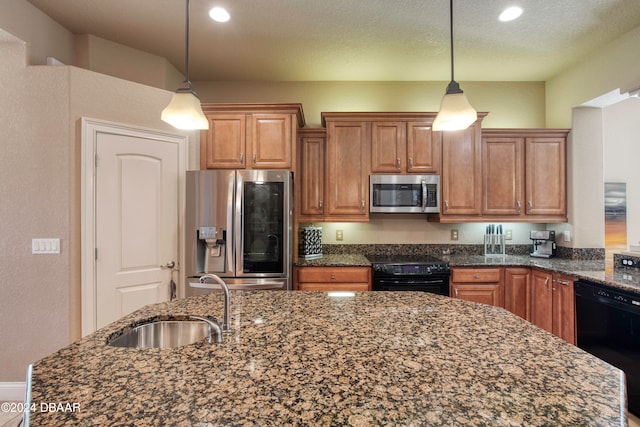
left=421, top=179, right=427, bottom=212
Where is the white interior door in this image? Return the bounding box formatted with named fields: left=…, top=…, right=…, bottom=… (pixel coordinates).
left=94, top=132, right=179, bottom=329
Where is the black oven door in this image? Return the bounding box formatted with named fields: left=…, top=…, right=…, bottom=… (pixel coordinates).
left=575, top=281, right=640, bottom=416
left=373, top=278, right=449, bottom=296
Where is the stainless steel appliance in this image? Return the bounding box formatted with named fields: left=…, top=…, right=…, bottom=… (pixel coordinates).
left=185, top=170, right=292, bottom=294
left=370, top=255, right=450, bottom=295
left=575, top=280, right=640, bottom=415
left=370, top=175, right=440, bottom=213
left=529, top=230, right=556, bottom=258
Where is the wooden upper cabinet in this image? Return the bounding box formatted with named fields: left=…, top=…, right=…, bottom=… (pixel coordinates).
left=407, top=122, right=441, bottom=173
left=325, top=121, right=370, bottom=220
left=296, top=129, right=326, bottom=220
left=482, top=136, right=525, bottom=216
left=480, top=129, right=568, bottom=222
left=440, top=119, right=484, bottom=217
left=201, top=114, right=246, bottom=169
left=371, top=122, right=406, bottom=173
left=525, top=136, right=566, bottom=216
left=249, top=113, right=293, bottom=169
left=200, top=103, right=304, bottom=170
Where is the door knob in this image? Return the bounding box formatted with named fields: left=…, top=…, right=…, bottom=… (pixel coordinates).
left=161, top=261, right=176, bottom=269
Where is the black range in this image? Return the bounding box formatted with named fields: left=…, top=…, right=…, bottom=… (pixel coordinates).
left=369, top=254, right=450, bottom=296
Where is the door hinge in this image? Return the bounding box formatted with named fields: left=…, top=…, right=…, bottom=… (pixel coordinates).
left=95, top=248, right=98, bottom=260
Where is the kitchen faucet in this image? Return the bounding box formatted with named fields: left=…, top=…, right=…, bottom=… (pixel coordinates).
left=198, top=274, right=232, bottom=332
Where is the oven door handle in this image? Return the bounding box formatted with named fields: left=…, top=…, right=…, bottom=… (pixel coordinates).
left=377, top=278, right=446, bottom=285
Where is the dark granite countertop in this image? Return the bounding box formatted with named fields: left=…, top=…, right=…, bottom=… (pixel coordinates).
left=297, top=252, right=640, bottom=295
left=27, top=291, right=626, bottom=426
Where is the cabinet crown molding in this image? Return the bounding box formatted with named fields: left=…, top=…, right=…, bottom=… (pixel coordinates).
left=201, top=103, right=305, bottom=128
left=321, top=111, right=488, bottom=127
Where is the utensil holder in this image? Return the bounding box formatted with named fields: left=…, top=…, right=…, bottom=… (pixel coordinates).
left=484, top=234, right=505, bottom=257
left=299, top=226, right=323, bottom=259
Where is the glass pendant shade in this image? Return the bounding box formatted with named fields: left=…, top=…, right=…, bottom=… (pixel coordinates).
left=161, top=83, right=209, bottom=130
left=433, top=84, right=477, bottom=131
left=434, top=0, right=477, bottom=132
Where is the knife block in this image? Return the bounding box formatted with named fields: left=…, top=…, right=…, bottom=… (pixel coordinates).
left=484, top=234, right=505, bottom=257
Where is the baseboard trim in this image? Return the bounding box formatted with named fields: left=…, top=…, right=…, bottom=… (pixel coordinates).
left=0, top=382, right=26, bottom=401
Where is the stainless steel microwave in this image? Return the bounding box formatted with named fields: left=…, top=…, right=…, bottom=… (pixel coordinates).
left=370, top=175, right=440, bottom=213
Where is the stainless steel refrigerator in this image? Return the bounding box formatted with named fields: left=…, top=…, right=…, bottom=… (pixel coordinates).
left=184, top=170, right=292, bottom=294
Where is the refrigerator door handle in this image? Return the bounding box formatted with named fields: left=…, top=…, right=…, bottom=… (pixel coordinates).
left=235, top=171, right=244, bottom=276
left=227, top=172, right=236, bottom=276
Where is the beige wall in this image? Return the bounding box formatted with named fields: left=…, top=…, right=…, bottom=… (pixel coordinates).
left=546, top=25, right=640, bottom=128
left=603, top=97, right=640, bottom=247
left=194, top=81, right=546, bottom=128
left=74, top=34, right=184, bottom=91
left=0, top=35, right=196, bottom=381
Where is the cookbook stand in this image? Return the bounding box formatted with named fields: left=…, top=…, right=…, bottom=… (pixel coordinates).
left=484, top=234, right=505, bottom=257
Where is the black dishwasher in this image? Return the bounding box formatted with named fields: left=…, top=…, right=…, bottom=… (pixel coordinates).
left=575, top=281, right=640, bottom=415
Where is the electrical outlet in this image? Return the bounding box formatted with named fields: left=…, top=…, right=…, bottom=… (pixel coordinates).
left=450, top=229, right=458, bottom=241
left=336, top=229, right=344, bottom=241
left=505, top=229, right=513, bottom=240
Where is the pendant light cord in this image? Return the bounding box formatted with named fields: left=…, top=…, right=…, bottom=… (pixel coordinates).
left=184, top=0, right=191, bottom=83
left=449, top=0, right=454, bottom=83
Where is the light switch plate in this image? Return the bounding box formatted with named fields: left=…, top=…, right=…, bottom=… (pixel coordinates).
left=450, top=229, right=458, bottom=241
left=32, top=238, right=61, bottom=254
left=336, top=229, right=344, bottom=241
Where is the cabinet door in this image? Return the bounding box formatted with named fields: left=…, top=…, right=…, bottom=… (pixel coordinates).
left=525, top=137, right=566, bottom=216
left=249, top=113, right=293, bottom=169
left=201, top=114, right=246, bottom=169
left=298, top=134, right=325, bottom=218
left=326, top=122, right=369, bottom=220
left=441, top=123, right=482, bottom=216
left=482, top=137, right=524, bottom=216
left=407, top=122, right=441, bottom=174
left=553, top=274, right=576, bottom=344
left=530, top=269, right=553, bottom=333
left=450, top=267, right=503, bottom=307
left=451, top=284, right=502, bottom=306
left=504, top=268, right=531, bottom=321
left=371, top=122, right=406, bottom=172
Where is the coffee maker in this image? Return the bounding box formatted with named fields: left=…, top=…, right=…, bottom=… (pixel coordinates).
left=530, top=230, right=556, bottom=258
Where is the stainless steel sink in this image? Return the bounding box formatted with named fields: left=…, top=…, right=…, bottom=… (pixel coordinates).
left=108, top=318, right=220, bottom=349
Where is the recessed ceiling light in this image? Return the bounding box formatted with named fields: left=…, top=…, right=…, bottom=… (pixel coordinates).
left=499, top=6, right=523, bottom=22
left=209, top=7, right=230, bottom=23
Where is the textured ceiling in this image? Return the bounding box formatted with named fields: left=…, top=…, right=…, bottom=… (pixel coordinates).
left=26, top=0, right=640, bottom=82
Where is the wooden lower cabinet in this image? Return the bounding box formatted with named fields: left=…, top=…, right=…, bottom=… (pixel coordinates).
left=450, top=267, right=504, bottom=307
left=504, top=267, right=532, bottom=321
left=530, top=269, right=576, bottom=344
left=294, top=266, right=371, bottom=291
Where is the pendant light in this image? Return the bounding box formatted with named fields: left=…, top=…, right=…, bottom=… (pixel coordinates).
left=161, top=0, right=209, bottom=130
left=433, top=0, right=477, bottom=131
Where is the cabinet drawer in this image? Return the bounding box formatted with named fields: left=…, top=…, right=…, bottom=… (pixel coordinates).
left=297, top=282, right=370, bottom=292
left=297, top=267, right=370, bottom=283
left=452, top=268, right=501, bottom=283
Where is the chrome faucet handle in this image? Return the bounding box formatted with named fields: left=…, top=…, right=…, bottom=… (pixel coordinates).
left=190, top=315, right=222, bottom=343
left=198, top=274, right=232, bottom=332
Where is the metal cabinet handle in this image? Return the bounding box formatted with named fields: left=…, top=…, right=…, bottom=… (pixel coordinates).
left=516, top=200, right=521, bottom=214
left=454, top=287, right=459, bottom=297
left=253, top=153, right=257, bottom=165
left=556, top=279, right=570, bottom=286
left=473, top=274, right=480, bottom=279
left=445, top=200, right=449, bottom=213
left=331, top=273, right=336, bottom=280
left=409, top=157, right=414, bottom=169
left=544, top=276, right=550, bottom=290
left=240, top=152, right=244, bottom=163
left=528, top=200, right=533, bottom=208
left=319, top=200, right=323, bottom=211
left=396, top=157, right=401, bottom=170
left=361, top=200, right=365, bottom=212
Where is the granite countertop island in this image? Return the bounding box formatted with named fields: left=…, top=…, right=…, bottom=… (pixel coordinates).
left=28, top=291, right=626, bottom=426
